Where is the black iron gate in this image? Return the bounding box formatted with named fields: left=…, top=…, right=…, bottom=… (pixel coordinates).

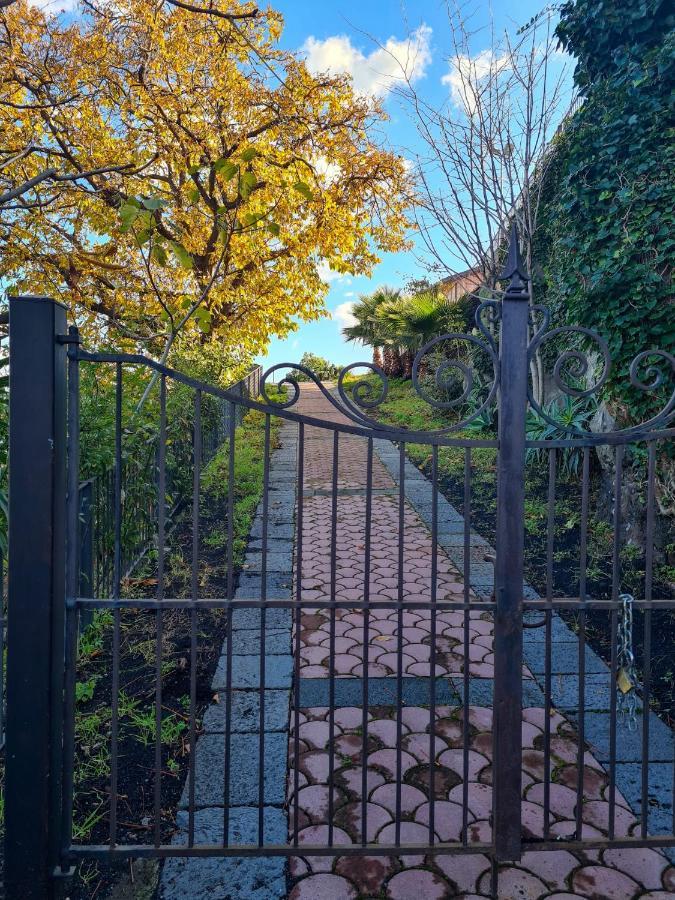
left=4, top=228, right=675, bottom=897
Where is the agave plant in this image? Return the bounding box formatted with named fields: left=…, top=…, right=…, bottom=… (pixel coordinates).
left=526, top=396, right=595, bottom=477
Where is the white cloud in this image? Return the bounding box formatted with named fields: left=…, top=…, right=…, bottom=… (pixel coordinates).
left=442, top=49, right=511, bottom=115
left=302, top=25, right=432, bottom=98
left=317, top=260, right=346, bottom=284
left=333, top=301, right=357, bottom=329
left=313, top=155, right=341, bottom=187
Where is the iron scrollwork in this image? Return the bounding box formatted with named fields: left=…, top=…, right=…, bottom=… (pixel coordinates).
left=527, top=304, right=675, bottom=437
left=260, top=300, right=502, bottom=436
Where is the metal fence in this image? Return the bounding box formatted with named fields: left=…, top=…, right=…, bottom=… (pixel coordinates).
left=76, top=366, right=261, bottom=603
left=3, top=231, right=675, bottom=896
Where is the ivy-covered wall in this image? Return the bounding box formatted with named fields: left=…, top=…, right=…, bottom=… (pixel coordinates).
left=534, top=0, right=674, bottom=425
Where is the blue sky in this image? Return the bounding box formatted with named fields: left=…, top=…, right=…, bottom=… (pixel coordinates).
left=261, top=0, right=569, bottom=373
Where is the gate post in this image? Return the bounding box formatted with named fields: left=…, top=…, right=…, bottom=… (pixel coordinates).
left=6, top=296, right=68, bottom=898
left=493, top=225, right=529, bottom=860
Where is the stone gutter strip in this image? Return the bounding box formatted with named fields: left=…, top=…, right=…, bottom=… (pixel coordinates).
left=160, top=420, right=297, bottom=899
left=373, top=436, right=675, bottom=852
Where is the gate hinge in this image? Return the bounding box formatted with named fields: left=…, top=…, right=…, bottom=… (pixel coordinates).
left=56, top=333, right=80, bottom=345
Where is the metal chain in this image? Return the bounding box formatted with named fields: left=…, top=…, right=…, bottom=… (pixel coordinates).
left=617, top=592, right=638, bottom=732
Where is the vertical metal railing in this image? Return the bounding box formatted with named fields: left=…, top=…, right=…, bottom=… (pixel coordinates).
left=75, top=365, right=261, bottom=600
left=492, top=226, right=529, bottom=860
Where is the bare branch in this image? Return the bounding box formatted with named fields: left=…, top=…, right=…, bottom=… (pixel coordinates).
left=162, top=0, right=258, bottom=21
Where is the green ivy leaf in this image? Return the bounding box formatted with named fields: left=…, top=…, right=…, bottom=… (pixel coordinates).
left=239, top=147, right=258, bottom=162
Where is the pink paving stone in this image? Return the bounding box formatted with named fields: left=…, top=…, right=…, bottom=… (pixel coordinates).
left=471, top=732, right=494, bottom=758
left=436, top=718, right=464, bottom=744
left=478, top=867, right=549, bottom=899
left=300, top=751, right=330, bottom=783
left=469, top=661, right=495, bottom=677
left=332, top=653, right=361, bottom=675
left=437, top=748, right=490, bottom=780
left=526, top=782, right=578, bottom=821
left=368, top=719, right=402, bottom=748
left=350, top=662, right=396, bottom=678
left=334, top=707, right=366, bottom=730
left=386, top=869, right=452, bottom=899
left=288, top=770, right=308, bottom=793
left=304, top=707, right=330, bottom=719
left=521, top=722, right=542, bottom=747
left=370, top=620, right=399, bottom=635
left=299, top=720, right=334, bottom=750
left=405, top=627, right=438, bottom=644
left=523, top=706, right=566, bottom=731
left=297, top=824, right=352, bottom=848
left=602, top=847, right=668, bottom=889
left=414, top=800, right=466, bottom=841
left=522, top=800, right=547, bottom=838
left=571, top=865, right=640, bottom=899
left=550, top=820, right=605, bottom=842
left=370, top=783, right=427, bottom=817
left=467, top=618, right=493, bottom=635
left=467, top=643, right=489, bottom=662
left=367, top=749, right=418, bottom=779
left=376, top=821, right=433, bottom=866
left=449, top=782, right=492, bottom=821
left=404, top=642, right=434, bottom=662
left=335, top=855, right=396, bottom=894
left=296, top=784, right=344, bottom=822
left=522, top=749, right=547, bottom=780
left=335, top=734, right=366, bottom=760
left=544, top=895, right=589, bottom=899
left=373, top=651, right=418, bottom=673
left=402, top=707, right=436, bottom=732
left=466, top=819, right=492, bottom=844
left=474, top=634, right=493, bottom=650
left=301, top=646, right=331, bottom=666
left=301, top=630, right=327, bottom=646
left=407, top=661, right=450, bottom=677
left=331, top=636, right=359, bottom=654
left=435, top=852, right=491, bottom=893
left=301, top=664, right=333, bottom=677
left=289, top=873, right=357, bottom=900
left=519, top=850, right=580, bottom=887
left=638, top=894, right=675, bottom=900
left=336, top=765, right=386, bottom=796
left=403, top=732, right=449, bottom=763
left=663, top=867, right=675, bottom=891
left=336, top=801, right=393, bottom=842
left=289, top=856, right=310, bottom=877
left=582, top=801, right=636, bottom=837
left=466, top=706, right=493, bottom=731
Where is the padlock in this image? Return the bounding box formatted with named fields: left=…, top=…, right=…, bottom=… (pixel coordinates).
left=617, top=667, right=633, bottom=695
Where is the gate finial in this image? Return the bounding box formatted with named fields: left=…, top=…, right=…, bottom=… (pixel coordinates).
left=499, top=221, right=529, bottom=288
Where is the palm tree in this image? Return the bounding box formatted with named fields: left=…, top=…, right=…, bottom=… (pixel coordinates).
left=379, top=291, right=454, bottom=378
left=342, top=287, right=401, bottom=372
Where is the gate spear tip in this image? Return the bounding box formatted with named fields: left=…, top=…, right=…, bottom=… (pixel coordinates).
left=499, top=221, right=530, bottom=288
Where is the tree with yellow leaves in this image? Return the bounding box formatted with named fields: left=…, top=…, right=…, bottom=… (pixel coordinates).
left=0, top=0, right=411, bottom=370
